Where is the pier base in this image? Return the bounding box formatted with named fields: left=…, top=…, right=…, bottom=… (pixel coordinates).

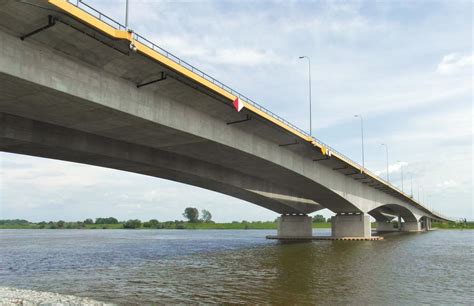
left=331, top=213, right=371, bottom=238
left=376, top=221, right=398, bottom=232
left=276, top=215, right=312, bottom=239
left=401, top=221, right=421, bottom=232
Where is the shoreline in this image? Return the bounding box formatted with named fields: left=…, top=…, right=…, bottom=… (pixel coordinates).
left=0, top=287, right=112, bottom=305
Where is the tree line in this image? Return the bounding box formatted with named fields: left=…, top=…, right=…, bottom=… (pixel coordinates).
left=0, top=207, right=214, bottom=229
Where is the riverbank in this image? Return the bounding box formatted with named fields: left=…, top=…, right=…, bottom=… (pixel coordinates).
left=1, top=221, right=471, bottom=230
left=0, top=287, right=111, bottom=305
left=0, top=222, right=331, bottom=230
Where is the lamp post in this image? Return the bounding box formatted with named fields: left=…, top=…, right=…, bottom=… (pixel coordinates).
left=125, top=0, right=130, bottom=29
left=381, top=143, right=389, bottom=182
left=299, top=56, right=312, bottom=136
left=354, top=114, right=365, bottom=169
left=397, top=160, right=404, bottom=192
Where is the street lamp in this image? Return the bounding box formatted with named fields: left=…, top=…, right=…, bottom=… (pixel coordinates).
left=125, top=0, right=130, bottom=29
left=397, top=160, right=404, bottom=192
left=354, top=114, right=365, bottom=169
left=381, top=143, right=389, bottom=182
left=299, top=56, right=312, bottom=136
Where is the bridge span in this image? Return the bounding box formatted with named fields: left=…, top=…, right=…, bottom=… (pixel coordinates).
left=0, top=0, right=451, bottom=238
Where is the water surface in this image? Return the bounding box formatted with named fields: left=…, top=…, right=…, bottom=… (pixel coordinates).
left=1, top=229, right=472, bottom=304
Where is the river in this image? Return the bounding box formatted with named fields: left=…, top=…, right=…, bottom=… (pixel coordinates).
left=0, top=229, right=472, bottom=304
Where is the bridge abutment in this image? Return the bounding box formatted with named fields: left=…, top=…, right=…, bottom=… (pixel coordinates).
left=276, top=215, right=313, bottom=238
left=331, top=213, right=371, bottom=238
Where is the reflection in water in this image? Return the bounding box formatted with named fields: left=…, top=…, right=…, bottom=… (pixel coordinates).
left=0, top=229, right=472, bottom=304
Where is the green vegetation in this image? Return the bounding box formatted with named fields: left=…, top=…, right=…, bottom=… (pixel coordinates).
left=1, top=210, right=470, bottom=230
left=182, top=207, right=200, bottom=223
left=431, top=221, right=474, bottom=229
left=0, top=219, right=332, bottom=230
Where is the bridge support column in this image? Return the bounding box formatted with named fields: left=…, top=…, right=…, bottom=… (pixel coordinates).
left=376, top=221, right=397, bottom=232
left=401, top=221, right=421, bottom=232
left=420, top=217, right=432, bottom=231
left=331, top=213, right=371, bottom=238
left=277, top=215, right=312, bottom=238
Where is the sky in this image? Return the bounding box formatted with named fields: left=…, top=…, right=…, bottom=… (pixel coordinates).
left=0, top=0, right=472, bottom=222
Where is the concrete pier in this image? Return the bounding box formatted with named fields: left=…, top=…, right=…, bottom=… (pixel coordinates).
left=420, top=217, right=432, bottom=231
left=376, top=221, right=397, bottom=232
left=402, top=221, right=421, bottom=232
left=331, top=214, right=371, bottom=238
left=277, top=215, right=312, bottom=238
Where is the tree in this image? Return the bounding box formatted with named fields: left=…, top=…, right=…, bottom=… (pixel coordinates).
left=84, top=218, right=94, bottom=224
left=123, top=219, right=142, bottom=229
left=144, top=219, right=160, bottom=228
left=95, top=217, right=118, bottom=224
left=57, top=220, right=65, bottom=228
left=201, top=209, right=212, bottom=223
left=312, top=214, right=326, bottom=223
left=183, top=207, right=199, bottom=223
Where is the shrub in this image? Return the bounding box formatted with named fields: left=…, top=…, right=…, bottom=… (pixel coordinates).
left=123, top=219, right=142, bottom=229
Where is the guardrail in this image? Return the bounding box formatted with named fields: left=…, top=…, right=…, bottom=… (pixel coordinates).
left=65, top=0, right=436, bottom=213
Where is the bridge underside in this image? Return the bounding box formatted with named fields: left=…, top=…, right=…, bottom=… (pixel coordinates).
left=0, top=112, right=321, bottom=214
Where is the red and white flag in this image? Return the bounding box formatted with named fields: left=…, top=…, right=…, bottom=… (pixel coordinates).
left=233, top=97, right=244, bottom=112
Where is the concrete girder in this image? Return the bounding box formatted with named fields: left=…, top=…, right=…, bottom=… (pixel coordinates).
left=0, top=24, right=363, bottom=214
left=0, top=113, right=322, bottom=214
left=368, top=204, right=420, bottom=223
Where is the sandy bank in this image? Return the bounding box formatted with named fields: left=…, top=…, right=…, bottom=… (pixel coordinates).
left=0, top=287, right=113, bottom=305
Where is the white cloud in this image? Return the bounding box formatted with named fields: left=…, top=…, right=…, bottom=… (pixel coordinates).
left=436, top=180, right=458, bottom=188
left=437, top=53, right=473, bottom=75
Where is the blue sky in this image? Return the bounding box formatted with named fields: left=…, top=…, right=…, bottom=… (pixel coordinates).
left=1, top=0, right=472, bottom=222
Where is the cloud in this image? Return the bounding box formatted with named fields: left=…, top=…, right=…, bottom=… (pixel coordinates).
left=437, top=53, right=473, bottom=75
left=436, top=180, right=458, bottom=188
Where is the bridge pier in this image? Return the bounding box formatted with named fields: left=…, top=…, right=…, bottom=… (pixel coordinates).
left=426, top=218, right=432, bottom=230
left=276, top=215, right=313, bottom=238
left=401, top=221, right=421, bottom=232
left=376, top=221, right=397, bottom=232
left=420, top=217, right=432, bottom=231
left=331, top=213, right=371, bottom=238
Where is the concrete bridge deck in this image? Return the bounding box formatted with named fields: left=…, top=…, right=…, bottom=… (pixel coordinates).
left=0, top=0, right=451, bottom=239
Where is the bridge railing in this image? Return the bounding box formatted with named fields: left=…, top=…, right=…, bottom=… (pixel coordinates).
left=72, top=0, right=126, bottom=31
left=65, top=0, right=434, bottom=213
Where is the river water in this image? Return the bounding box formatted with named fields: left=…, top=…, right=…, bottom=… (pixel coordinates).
left=0, top=229, right=472, bottom=304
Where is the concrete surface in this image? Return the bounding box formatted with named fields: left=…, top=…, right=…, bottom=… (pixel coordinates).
left=376, top=221, right=397, bottom=232
left=402, top=222, right=422, bottom=232
left=331, top=214, right=372, bottom=238
left=276, top=215, right=312, bottom=238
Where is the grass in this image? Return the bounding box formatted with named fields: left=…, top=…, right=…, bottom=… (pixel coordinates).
left=0, top=222, right=333, bottom=230
left=431, top=222, right=474, bottom=229
left=1, top=221, right=471, bottom=230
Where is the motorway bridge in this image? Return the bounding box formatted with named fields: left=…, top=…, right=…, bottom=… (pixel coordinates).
left=0, top=0, right=451, bottom=239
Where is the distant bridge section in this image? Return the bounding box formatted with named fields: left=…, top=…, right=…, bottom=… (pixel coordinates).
left=0, top=0, right=451, bottom=238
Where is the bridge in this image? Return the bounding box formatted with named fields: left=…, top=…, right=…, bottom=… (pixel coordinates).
left=0, top=0, right=451, bottom=239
